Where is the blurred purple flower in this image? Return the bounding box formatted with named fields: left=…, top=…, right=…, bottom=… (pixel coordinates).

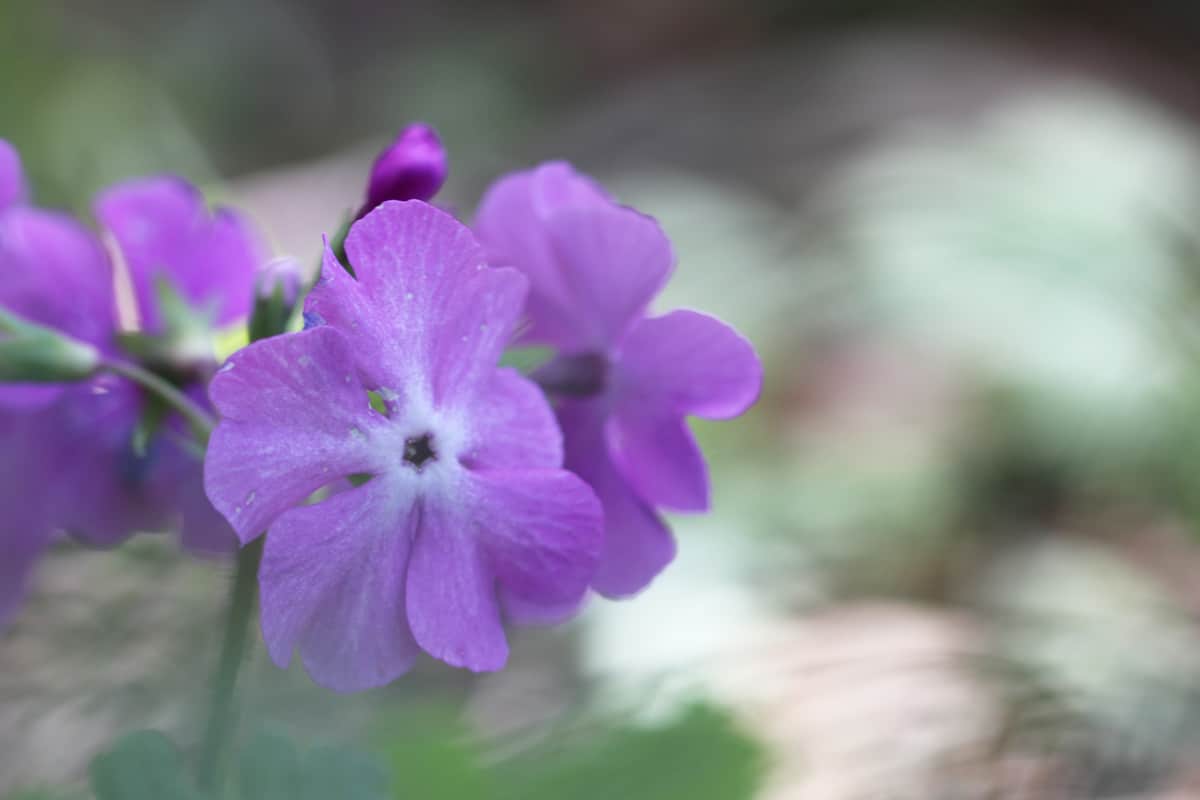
left=0, top=146, right=265, bottom=621
left=204, top=200, right=602, bottom=691
left=0, top=147, right=150, bottom=619
left=361, top=123, right=447, bottom=215
left=474, top=162, right=762, bottom=597
left=95, top=176, right=265, bottom=334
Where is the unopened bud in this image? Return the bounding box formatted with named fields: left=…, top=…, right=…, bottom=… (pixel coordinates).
left=362, top=123, right=447, bottom=214
left=257, top=256, right=301, bottom=306
left=0, top=308, right=100, bottom=383
left=249, top=257, right=302, bottom=342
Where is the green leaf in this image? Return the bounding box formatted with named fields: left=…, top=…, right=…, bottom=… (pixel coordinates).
left=494, top=704, right=765, bottom=800
left=237, top=731, right=387, bottom=800
left=298, top=746, right=387, bottom=800
left=89, top=730, right=205, bottom=800
left=237, top=732, right=301, bottom=800
left=374, top=705, right=489, bottom=799
left=2, top=789, right=72, bottom=800
left=370, top=701, right=765, bottom=800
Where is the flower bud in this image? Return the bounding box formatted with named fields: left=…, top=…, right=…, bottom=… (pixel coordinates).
left=0, top=307, right=100, bottom=383
left=249, top=257, right=302, bottom=342
left=362, top=123, right=447, bottom=213
left=257, top=256, right=301, bottom=307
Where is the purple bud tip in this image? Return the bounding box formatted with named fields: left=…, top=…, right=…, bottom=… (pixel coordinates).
left=364, top=123, right=448, bottom=211
left=257, top=256, right=302, bottom=306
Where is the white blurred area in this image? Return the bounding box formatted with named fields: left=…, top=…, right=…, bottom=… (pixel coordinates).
left=546, top=80, right=1200, bottom=797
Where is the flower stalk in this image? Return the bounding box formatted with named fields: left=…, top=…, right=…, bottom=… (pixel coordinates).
left=98, top=358, right=216, bottom=444
left=196, top=537, right=263, bottom=792
left=194, top=281, right=294, bottom=789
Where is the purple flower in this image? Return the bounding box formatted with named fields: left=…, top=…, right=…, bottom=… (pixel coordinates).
left=474, top=162, right=762, bottom=597
left=362, top=123, right=448, bottom=215
left=95, top=176, right=265, bottom=334
left=92, top=176, right=268, bottom=553
left=0, top=148, right=263, bottom=621
left=0, top=145, right=155, bottom=620
left=204, top=200, right=603, bottom=691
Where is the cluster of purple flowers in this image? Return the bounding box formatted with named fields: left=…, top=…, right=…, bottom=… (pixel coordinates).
left=0, top=125, right=761, bottom=692
left=0, top=142, right=265, bottom=619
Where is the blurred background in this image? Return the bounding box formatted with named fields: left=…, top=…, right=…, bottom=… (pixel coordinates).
left=9, top=0, right=1200, bottom=797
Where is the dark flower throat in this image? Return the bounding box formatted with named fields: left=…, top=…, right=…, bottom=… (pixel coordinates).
left=403, top=433, right=437, bottom=469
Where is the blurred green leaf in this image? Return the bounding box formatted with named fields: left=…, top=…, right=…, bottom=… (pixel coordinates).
left=237, top=731, right=387, bottom=800
left=373, top=702, right=764, bottom=800
left=374, top=705, right=489, bottom=799
left=89, top=730, right=204, bottom=800
left=237, top=732, right=301, bottom=800
left=2, top=790, right=73, bottom=800
left=298, top=746, right=388, bottom=800
left=494, top=704, right=765, bottom=800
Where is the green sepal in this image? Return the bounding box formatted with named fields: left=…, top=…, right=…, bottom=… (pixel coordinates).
left=327, top=212, right=355, bottom=277
left=117, top=277, right=218, bottom=370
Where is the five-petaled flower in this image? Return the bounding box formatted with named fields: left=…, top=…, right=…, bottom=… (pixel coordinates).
left=204, top=200, right=603, bottom=692
left=474, top=162, right=762, bottom=597
left=0, top=141, right=263, bottom=622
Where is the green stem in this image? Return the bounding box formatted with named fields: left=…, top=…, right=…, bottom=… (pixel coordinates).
left=98, top=358, right=216, bottom=443
left=197, top=537, right=263, bottom=791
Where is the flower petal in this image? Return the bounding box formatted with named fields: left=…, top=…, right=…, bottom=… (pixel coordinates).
left=0, top=385, right=164, bottom=621
left=1, top=376, right=174, bottom=551
left=0, top=414, right=57, bottom=624
left=205, top=326, right=380, bottom=542
left=0, top=207, right=116, bottom=408
left=0, top=139, right=26, bottom=210
left=156, top=384, right=236, bottom=554
left=473, top=163, right=609, bottom=349
left=95, top=177, right=266, bottom=332
left=605, top=413, right=709, bottom=512
left=469, top=468, right=601, bottom=612
left=531, top=162, right=611, bottom=217
left=406, top=500, right=508, bottom=672
left=542, top=203, right=674, bottom=349
left=38, top=380, right=166, bottom=545
left=259, top=478, right=419, bottom=692
left=148, top=440, right=236, bottom=555
left=176, top=472, right=237, bottom=555
left=558, top=399, right=676, bottom=597
left=499, top=590, right=587, bottom=626
left=310, top=201, right=527, bottom=405
left=462, top=368, right=562, bottom=470
left=475, top=162, right=668, bottom=350
left=615, top=310, right=762, bottom=420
